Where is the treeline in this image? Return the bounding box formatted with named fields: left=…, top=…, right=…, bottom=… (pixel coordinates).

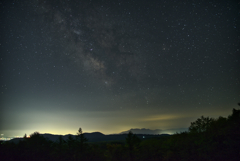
left=0, top=108, right=239, bottom=161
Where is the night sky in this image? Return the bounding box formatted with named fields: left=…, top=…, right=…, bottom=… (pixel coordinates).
left=1, top=0, right=239, bottom=137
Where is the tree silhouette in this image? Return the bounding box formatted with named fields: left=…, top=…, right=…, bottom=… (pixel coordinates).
left=76, top=128, right=88, bottom=146
left=75, top=128, right=88, bottom=160
left=77, top=127, right=83, bottom=135
left=67, top=135, right=75, bottom=150
left=126, top=131, right=141, bottom=161
left=189, top=116, right=214, bottom=133
left=23, top=133, right=27, bottom=139
left=25, top=132, right=52, bottom=161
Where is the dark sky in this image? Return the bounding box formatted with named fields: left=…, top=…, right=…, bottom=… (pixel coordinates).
left=1, top=0, right=239, bottom=137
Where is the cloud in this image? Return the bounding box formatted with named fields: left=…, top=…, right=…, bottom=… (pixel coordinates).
left=161, top=128, right=188, bottom=134
left=120, top=128, right=162, bottom=134
left=141, top=114, right=183, bottom=122
left=119, top=127, right=189, bottom=135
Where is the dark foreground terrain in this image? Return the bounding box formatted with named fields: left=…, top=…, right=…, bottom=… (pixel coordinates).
left=8, top=132, right=169, bottom=144
left=1, top=108, right=239, bottom=161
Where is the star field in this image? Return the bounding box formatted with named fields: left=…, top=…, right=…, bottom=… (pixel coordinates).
left=0, top=0, right=239, bottom=137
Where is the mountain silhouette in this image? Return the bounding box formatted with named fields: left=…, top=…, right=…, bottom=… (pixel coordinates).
left=9, top=132, right=170, bottom=143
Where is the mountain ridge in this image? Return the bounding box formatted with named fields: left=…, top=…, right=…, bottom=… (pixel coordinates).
left=9, top=132, right=170, bottom=144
